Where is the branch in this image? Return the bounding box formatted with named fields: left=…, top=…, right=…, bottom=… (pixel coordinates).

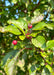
left=29, top=0, right=31, bottom=3
left=19, top=47, right=32, bottom=53
left=19, top=47, right=26, bottom=53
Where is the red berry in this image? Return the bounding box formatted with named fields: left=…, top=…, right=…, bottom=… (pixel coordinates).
left=12, top=40, right=17, bottom=45
left=28, top=24, right=32, bottom=29
left=26, top=33, right=30, bottom=39
left=26, top=36, right=30, bottom=39
left=26, top=33, right=30, bottom=35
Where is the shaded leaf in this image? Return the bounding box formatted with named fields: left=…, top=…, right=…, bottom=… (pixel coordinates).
left=4, top=52, right=19, bottom=75
left=28, top=64, right=36, bottom=75
left=22, top=53, right=27, bottom=60
left=1, top=50, right=18, bottom=67
left=41, top=67, right=51, bottom=75
left=50, top=0, right=54, bottom=9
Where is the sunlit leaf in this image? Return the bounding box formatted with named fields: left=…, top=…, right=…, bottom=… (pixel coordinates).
left=19, top=35, right=25, bottom=40
left=46, top=40, right=54, bottom=50
left=12, top=0, right=17, bottom=4
left=32, top=35, right=46, bottom=49
left=7, top=18, right=28, bottom=35
left=31, top=15, right=44, bottom=24
left=17, top=59, right=25, bottom=71
left=4, top=25, right=21, bottom=35
left=32, top=22, right=46, bottom=30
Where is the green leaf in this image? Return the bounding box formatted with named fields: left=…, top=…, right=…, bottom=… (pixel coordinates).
left=50, top=14, right=54, bottom=22
left=22, top=52, right=27, bottom=60
left=46, top=65, right=53, bottom=73
left=12, top=0, right=17, bottom=4
left=19, top=35, right=25, bottom=40
left=1, top=50, right=18, bottom=67
left=32, top=22, right=47, bottom=30
left=32, top=22, right=54, bottom=30
left=51, top=70, right=54, bottom=75
left=30, top=31, right=40, bottom=37
left=4, top=52, right=19, bottom=75
left=46, top=24, right=54, bottom=30
left=17, top=59, right=25, bottom=71
left=41, top=67, right=51, bottom=75
left=0, top=73, right=3, bottom=75
left=50, top=0, right=54, bottom=9
left=21, top=0, right=27, bottom=3
left=7, top=18, right=28, bottom=35
left=28, top=64, right=36, bottom=75
left=4, top=25, right=21, bottom=35
left=0, top=70, right=5, bottom=75
left=46, top=40, right=54, bottom=50
left=1, top=50, right=22, bottom=75
left=32, top=35, right=46, bottom=49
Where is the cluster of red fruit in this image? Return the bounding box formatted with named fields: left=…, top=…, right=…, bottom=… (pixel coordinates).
left=12, top=24, right=32, bottom=45
left=26, top=24, right=32, bottom=39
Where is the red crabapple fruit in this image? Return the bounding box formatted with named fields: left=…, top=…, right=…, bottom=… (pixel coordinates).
left=12, top=40, right=17, bottom=45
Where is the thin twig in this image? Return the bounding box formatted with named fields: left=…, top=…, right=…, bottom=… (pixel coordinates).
left=29, top=0, right=31, bottom=3
left=31, top=0, right=41, bottom=14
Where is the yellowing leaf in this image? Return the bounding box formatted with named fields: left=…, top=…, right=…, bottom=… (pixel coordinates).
left=19, top=35, right=25, bottom=40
